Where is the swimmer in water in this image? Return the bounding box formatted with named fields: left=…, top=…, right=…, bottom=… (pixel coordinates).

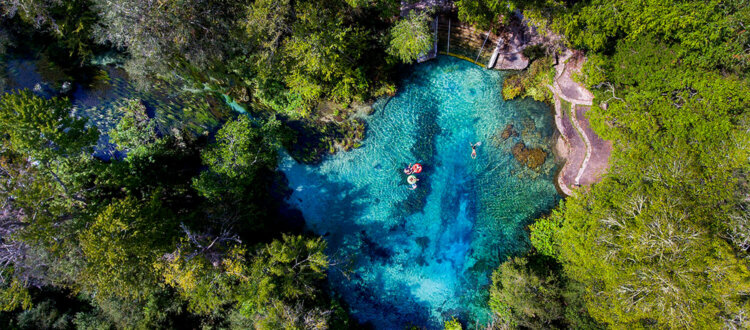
left=403, top=164, right=413, bottom=175
left=470, top=141, right=482, bottom=159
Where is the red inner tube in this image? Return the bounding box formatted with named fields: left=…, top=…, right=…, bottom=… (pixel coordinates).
left=411, top=163, right=423, bottom=173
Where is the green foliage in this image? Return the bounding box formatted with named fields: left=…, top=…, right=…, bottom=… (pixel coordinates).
left=72, top=311, right=113, bottom=330
left=521, top=44, right=546, bottom=62
left=456, top=0, right=510, bottom=30
left=253, top=235, right=328, bottom=301
left=553, top=0, right=749, bottom=73
left=345, top=0, right=400, bottom=15
left=203, top=116, right=279, bottom=179
left=15, top=299, right=73, bottom=329
left=554, top=180, right=750, bottom=328
left=0, top=278, right=32, bottom=312
left=387, top=10, right=433, bottom=63
left=78, top=196, right=174, bottom=301
left=10, top=0, right=750, bottom=328
left=91, top=0, right=245, bottom=81
left=193, top=116, right=280, bottom=201
left=529, top=210, right=563, bottom=258
left=506, top=16, right=750, bottom=325
left=242, top=235, right=329, bottom=327
left=591, top=38, right=749, bottom=168
left=158, top=234, right=329, bottom=325
left=443, top=317, right=462, bottom=330
left=0, top=5, right=353, bottom=322
left=108, top=99, right=157, bottom=157
left=282, top=4, right=370, bottom=105
left=244, top=0, right=376, bottom=111
left=85, top=291, right=180, bottom=329
left=501, top=76, right=522, bottom=100
left=156, top=244, right=246, bottom=315
left=4, top=0, right=99, bottom=64
left=574, top=53, right=607, bottom=87
left=0, top=92, right=336, bottom=327
left=88, top=0, right=393, bottom=121
left=0, top=90, right=98, bottom=254
left=490, top=257, right=563, bottom=328
left=489, top=255, right=603, bottom=329
left=0, top=90, right=98, bottom=162
left=501, top=56, right=554, bottom=102
left=539, top=37, right=750, bottom=329
left=240, top=0, right=391, bottom=120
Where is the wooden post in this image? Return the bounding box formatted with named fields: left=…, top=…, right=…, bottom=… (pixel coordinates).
left=447, top=18, right=451, bottom=54
left=434, top=16, right=439, bottom=56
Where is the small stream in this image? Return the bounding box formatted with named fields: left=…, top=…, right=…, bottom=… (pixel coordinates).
left=2, top=58, right=234, bottom=156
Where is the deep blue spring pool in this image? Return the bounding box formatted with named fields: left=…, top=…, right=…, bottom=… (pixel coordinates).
left=280, top=56, right=560, bottom=328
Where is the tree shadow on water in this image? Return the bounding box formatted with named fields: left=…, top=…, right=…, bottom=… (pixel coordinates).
left=392, top=84, right=442, bottom=217
left=282, top=162, right=441, bottom=328
left=333, top=269, right=433, bottom=329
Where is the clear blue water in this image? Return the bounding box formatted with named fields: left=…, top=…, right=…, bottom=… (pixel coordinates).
left=280, top=56, right=561, bottom=328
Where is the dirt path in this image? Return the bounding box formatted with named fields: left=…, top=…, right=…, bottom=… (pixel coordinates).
left=575, top=105, right=612, bottom=185
left=550, top=94, right=585, bottom=195
left=549, top=50, right=612, bottom=195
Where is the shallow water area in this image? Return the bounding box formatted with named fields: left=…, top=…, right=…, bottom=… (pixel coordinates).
left=280, top=56, right=560, bottom=328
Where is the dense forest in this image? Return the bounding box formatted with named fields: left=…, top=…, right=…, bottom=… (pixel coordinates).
left=0, top=0, right=748, bottom=329
left=468, top=0, right=750, bottom=329
left=0, top=0, right=407, bottom=328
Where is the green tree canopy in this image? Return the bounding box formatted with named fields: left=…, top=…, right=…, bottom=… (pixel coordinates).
left=91, top=0, right=245, bottom=82
left=455, top=0, right=510, bottom=30
left=108, top=99, right=158, bottom=158
left=530, top=37, right=750, bottom=329
left=0, top=90, right=98, bottom=250
left=0, top=90, right=98, bottom=162
left=552, top=0, right=749, bottom=73
left=192, top=115, right=280, bottom=201
left=490, top=257, right=564, bottom=328
left=78, top=195, right=175, bottom=301
left=387, top=10, right=433, bottom=63
left=281, top=2, right=371, bottom=106
left=157, top=234, right=329, bottom=325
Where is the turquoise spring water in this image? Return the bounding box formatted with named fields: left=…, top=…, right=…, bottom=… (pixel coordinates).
left=280, top=56, right=561, bottom=328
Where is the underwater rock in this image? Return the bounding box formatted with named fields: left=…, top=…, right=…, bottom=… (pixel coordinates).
left=361, top=233, right=393, bottom=260
left=500, top=124, right=518, bottom=140
left=415, top=236, right=430, bottom=249
left=512, top=142, right=547, bottom=170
